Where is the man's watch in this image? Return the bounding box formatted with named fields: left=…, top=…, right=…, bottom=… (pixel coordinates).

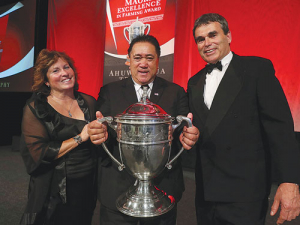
left=73, top=135, right=82, bottom=144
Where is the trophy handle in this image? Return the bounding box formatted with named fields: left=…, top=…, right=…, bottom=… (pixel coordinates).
left=144, top=24, right=150, bottom=35
left=98, top=117, right=125, bottom=171
left=124, top=27, right=130, bottom=43
left=165, top=116, right=192, bottom=170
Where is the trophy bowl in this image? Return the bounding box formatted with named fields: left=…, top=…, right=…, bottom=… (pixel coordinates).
left=99, top=92, right=192, bottom=217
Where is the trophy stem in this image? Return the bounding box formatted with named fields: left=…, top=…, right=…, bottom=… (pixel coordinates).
left=116, top=179, right=175, bottom=217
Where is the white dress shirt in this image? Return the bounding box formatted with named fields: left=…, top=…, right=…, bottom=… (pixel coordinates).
left=204, top=51, right=233, bottom=109
left=132, top=78, right=153, bottom=102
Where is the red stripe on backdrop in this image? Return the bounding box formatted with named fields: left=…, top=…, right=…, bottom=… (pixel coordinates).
left=174, top=0, right=300, bottom=131
left=47, top=0, right=106, bottom=99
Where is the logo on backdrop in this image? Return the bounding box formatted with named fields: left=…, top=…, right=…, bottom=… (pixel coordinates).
left=0, top=2, right=34, bottom=79
left=124, top=17, right=150, bottom=43
left=103, top=0, right=176, bottom=85
left=0, top=0, right=36, bottom=92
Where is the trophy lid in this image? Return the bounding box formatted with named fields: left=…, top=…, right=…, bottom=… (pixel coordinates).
left=123, top=98, right=167, bottom=114
left=115, top=99, right=173, bottom=124
left=130, top=17, right=144, bottom=27
left=115, top=85, right=173, bottom=123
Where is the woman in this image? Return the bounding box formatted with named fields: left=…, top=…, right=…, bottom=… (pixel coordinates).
left=20, top=49, right=103, bottom=224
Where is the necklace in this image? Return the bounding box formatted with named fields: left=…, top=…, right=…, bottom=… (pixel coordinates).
left=68, top=101, right=74, bottom=117
left=50, top=95, right=75, bottom=117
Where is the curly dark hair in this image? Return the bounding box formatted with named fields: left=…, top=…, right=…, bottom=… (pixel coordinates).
left=32, top=49, right=79, bottom=95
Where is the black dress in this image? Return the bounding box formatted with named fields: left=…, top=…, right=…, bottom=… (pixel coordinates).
left=20, top=92, right=97, bottom=225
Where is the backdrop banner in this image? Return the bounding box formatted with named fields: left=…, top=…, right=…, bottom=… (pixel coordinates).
left=47, top=0, right=106, bottom=99
left=46, top=0, right=300, bottom=131
left=0, top=1, right=36, bottom=92
left=103, top=0, right=176, bottom=85
left=174, top=0, right=300, bottom=131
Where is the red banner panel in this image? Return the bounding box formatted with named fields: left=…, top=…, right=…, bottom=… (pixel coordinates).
left=174, top=0, right=300, bottom=131
left=47, top=0, right=106, bottom=99
left=103, top=0, right=176, bottom=85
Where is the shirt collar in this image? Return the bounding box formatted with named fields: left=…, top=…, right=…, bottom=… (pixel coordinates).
left=132, top=78, right=153, bottom=92
left=220, top=51, right=233, bottom=67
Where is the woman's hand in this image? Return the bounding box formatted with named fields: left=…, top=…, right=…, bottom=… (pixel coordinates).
left=88, top=111, right=108, bottom=145
left=80, top=124, right=90, bottom=143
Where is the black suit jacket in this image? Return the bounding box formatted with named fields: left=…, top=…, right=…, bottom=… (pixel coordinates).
left=97, top=76, right=189, bottom=210
left=188, top=53, right=300, bottom=203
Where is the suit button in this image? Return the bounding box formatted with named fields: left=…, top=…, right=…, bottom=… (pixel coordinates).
left=226, top=147, right=231, bottom=151
left=234, top=114, right=238, bottom=118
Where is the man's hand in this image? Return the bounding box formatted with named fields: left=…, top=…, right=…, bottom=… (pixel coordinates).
left=87, top=111, right=108, bottom=145
left=270, top=183, right=300, bottom=224
left=179, top=113, right=199, bottom=150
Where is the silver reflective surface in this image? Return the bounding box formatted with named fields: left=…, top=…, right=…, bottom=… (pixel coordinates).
left=117, top=123, right=173, bottom=143
left=115, top=121, right=175, bottom=217
left=100, top=92, right=188, bottom=217
left=120, top=143, right=171, bottom=180
left=116, top=180, right=174, bottom=217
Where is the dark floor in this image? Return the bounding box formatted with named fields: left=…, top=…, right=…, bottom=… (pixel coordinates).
left=0, top=145, right=299, bottom=225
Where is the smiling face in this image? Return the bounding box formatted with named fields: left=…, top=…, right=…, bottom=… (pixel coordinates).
left=194, top=21, right=232, bottom=64
left=129, top=42, right=159, bottom=85
left=46, top=58, right=75, bottom=94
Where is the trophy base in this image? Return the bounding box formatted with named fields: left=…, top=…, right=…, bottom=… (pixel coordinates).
left=116, top=180, right=175, bottom=217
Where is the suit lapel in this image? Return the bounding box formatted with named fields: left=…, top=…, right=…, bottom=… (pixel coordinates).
left=150, top=77, right=165, bottom=104
left=122, top=77, right=138, bottom=106
left=189, top=70, right=207, bottom=125
left=205, top=55, right=243, bottom=136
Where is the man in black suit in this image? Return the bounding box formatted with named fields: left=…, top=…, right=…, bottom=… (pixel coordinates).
left=188, top=13, right=300, bottom=225
left=88, top=35, right=199, bottom=225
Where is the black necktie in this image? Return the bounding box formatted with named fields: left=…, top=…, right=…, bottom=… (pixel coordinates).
left=205, top=61, right=222, bottom=74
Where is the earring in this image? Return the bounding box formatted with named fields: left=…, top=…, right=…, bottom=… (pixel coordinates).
left=45, top=83, right=50, bottom=87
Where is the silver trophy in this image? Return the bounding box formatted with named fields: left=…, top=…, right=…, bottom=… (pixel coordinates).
left=124, top=17, right=150, bottom=43
left=99, top=87, right=192, bottom=217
